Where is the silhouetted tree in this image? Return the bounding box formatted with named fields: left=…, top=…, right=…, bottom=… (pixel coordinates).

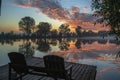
left=50, top=29, right=58, bottom=38
left=37, top=22, right=52, bottom=38
left=59, top=24, right=70, bottom=37
left=92, top=0, right=120, bottom=37
left=82, top=30, right=87, bottom=36
left=75, top=26, right=82, bottom=37
left=0, top=32, right=5, bottom=39
left=98, top=31, right=108, bottom=38
left=19, top=16, right=35, bottom=35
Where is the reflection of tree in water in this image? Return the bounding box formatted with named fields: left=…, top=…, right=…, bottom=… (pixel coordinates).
left=75, top=39, right=81, bottom=49
left=81, top=39, right=95, bottom=45
left=109, top=40, right=120, bottom=45
left=49, top=39, right=57, bottom=46
left=19, top=40, right=35, bottom=57
left=36, top=39, right=51, bottom=52
left=59, top=39, right=70, bottom=50
left=98, top=39, right=107, bottom=44
left=0, top=39, right=14, bottom=45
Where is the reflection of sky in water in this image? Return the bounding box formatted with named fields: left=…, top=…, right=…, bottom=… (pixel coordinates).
left=49, top=40, right=120, bottom=80
left=0, top=39, right=120, bottom=80
left=76, top=59, right=120, bottom=80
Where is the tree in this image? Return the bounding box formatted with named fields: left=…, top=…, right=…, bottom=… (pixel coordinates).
left=59, top=24, right=70, bottom=37
left=91, top=0, right=120, bottom=37
left=50, top=29, right=58, bottom=38
left=37, top=22, right=52, bottom=37
left=19, top=16, right=35, bottom=35
left=75, top=26, right=82, bottom=37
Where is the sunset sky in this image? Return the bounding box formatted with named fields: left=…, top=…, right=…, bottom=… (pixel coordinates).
left=0, top=0, right=109, bottom=32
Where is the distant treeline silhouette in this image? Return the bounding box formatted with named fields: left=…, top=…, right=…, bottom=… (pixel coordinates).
left=0, top=16, right=109, bottom=39
left=0, top=30, right=109, bottom=39
left=0, top=16, right=110, bottom=39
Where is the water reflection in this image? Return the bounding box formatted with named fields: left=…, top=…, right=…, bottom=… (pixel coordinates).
left=0, top=38, right=120, bottom=59
left=0, top=38, right=120, bottom=80
left=36, top=39, right=51, bottom=52
left=49, top=39, right=57, bottom=46
left=19, top=40, right=35, bottom=57
left=98, top=39, right=107, bottom=44
left=75, top=39, right=81, bottom=49
left=0, top=38, right=120, bottom=61
left=109, top=40, right=120, bottom=45
left=59, top=39, right=70, bottom=50
left=0, top=39, right=15, bottom=45
left=81, top=39, right=99, bottom=45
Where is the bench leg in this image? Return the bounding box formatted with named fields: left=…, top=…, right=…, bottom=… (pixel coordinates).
left=19, top=74, right=22, bottom=80
left=8, top=63, right=11, bottom=80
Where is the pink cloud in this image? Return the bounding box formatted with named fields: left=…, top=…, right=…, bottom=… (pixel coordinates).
left=82, top=6, right=89, bottom=11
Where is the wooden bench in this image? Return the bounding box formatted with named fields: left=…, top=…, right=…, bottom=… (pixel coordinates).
left=0, top=53, right=97, bottom=80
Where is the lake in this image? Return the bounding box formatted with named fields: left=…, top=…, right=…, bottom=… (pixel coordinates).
left=0, top=37, right=120, bottom=80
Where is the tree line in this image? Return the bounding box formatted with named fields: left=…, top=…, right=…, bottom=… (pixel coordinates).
left=0, top=16, right=110, bottom=39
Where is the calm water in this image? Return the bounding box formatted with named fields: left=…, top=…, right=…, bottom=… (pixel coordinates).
left=0, top=38, right=120, bottom=80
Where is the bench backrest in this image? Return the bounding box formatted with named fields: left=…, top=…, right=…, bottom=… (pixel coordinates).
left=43, top=55, right=67, bottom=78
left=8, top=52, right=28, bottom=74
